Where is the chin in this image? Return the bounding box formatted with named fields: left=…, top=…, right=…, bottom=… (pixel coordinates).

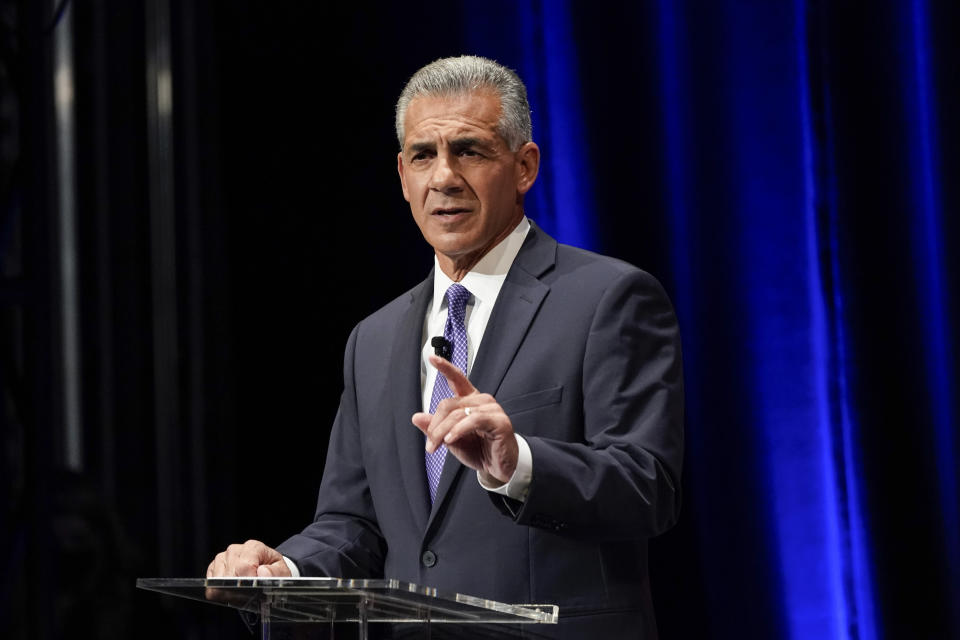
left=428, top=232, right=476, bottom=253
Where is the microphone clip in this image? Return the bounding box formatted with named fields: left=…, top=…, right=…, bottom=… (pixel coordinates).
left=431, top=336, right=452, bottom=361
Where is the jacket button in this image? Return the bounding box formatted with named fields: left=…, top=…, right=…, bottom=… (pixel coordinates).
left=421, top=550, right=437, bottom=568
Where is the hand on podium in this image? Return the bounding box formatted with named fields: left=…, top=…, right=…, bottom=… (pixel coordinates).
left=207, top=539, right=291, bottom=578
left=205, top=539, right=291, bottom=601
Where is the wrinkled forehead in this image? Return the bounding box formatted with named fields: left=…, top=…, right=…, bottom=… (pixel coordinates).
left=402, top=90, right=504, bottom=145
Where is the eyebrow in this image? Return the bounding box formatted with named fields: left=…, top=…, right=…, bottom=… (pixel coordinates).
left=406, top=137, right=491, bottom=155
left=449, top=137, right=484, bottom=150
left=407, top=141, right=435, bottom=154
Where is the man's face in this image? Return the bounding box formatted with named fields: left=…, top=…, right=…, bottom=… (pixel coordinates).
left=397, top=91, right=538, bottom=277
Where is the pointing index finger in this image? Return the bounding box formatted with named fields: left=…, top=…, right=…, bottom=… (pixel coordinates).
left=429, top=354, right=477, bottom=397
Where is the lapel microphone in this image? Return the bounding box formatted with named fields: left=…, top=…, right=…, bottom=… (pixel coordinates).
left=431, top=336, right=452, bottom=361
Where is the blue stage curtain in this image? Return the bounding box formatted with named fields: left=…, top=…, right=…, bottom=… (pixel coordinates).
left=461, top=1, right=959, bottom=637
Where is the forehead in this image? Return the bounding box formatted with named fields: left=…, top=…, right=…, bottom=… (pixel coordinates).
left=403, top=91, right=503, bottom=145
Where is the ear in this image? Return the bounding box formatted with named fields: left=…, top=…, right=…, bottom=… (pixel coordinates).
left=397, top=151, right=411, bottom=202
left=515, top=142, right=540, bottom=195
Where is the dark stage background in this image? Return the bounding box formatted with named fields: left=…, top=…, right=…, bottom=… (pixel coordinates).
left=2, top=1, right=959, bottom=638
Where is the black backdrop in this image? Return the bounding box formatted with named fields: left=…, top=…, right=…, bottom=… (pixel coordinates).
left=3, top=1, right=959, bottom=638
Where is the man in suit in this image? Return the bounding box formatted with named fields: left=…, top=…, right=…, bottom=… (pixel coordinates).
left=208, top=55, right=683, bottom=638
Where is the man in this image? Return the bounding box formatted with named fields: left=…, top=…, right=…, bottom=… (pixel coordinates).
left=208, top=56, right=683, bottom=638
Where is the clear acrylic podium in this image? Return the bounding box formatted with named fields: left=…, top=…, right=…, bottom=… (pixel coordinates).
left=137, top=577, right=558, bottom=639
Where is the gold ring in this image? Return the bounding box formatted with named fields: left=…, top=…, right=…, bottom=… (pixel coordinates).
left=464, top=407, right=472, bottom=417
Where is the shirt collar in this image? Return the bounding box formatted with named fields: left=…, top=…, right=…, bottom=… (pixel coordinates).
left=430, top=216, right=531, bottom=315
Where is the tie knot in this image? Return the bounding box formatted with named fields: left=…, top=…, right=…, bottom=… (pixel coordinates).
left=445, top=283, right=471, bottom=322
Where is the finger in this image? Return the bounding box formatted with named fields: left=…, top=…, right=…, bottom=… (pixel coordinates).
left=427, top=405, right=485, bottom=452
left=208, top=552, right=227, bottom=577
left=220, top=540, right=279, bottom=576
left=441, top=406, right=490, bottom=444
left=412, top=404, right=463, bottom=453
left=412, top=411, right=448, bottom=453
left=432, top=396, right=461, bottom=424
left=429, top=354, right=477, bottom=397
left=443, top=403, right=513, bottom=447
left=426, top=416, right=454, bottom=453
left=233, top=539, right=279, bottom=563
left=412, top=412, right=431, bottom=435
left=440, top=402, right=493, bottom=440
left=413, top=397, right=470, bottom=452
left=449, top=411, right=519, bottom=483
left=257, top=560, right=292, bottom=577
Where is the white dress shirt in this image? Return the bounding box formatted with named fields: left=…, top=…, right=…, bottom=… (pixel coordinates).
left=420, top=217, right=533, bottom=502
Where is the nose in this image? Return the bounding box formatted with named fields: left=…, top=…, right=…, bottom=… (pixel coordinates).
left=428, top=153, right=463, bottom=194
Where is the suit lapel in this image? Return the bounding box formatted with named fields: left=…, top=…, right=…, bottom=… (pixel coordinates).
left=426, top=223, right=557, bottom=530
left=391, top=274, right=433, bottom=533
left=471, top=221, right=556, bottom=396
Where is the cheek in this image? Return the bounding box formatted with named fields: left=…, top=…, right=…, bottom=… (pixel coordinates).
left=477, top=174, right=508, bottom=202
left=491, top=176, right=518, bottom=207
left=403, top=177, right=426, bottom=205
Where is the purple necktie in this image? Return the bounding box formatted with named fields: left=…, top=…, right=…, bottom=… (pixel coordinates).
left=426, top=283, right=471, bottom=503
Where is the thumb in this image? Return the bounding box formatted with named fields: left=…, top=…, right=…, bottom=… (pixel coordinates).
left=411, top=412, right=431, bottom=434
left=257, top=560, right=291, bottom=577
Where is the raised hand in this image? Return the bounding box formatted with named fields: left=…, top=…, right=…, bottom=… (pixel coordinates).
left=412, top=355, right=519, bottom=485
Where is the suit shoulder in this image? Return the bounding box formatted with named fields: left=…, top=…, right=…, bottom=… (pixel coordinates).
left=352, top=280, right=426, bottom=335
left=553, top=242, right=666, bottom=291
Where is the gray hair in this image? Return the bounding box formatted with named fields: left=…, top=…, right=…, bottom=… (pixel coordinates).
left=395, top=56, right=533, bottom=152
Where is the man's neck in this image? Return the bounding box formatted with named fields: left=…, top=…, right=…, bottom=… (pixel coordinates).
left=436, top=214, right=526, bottom=281
left=432, top=217, right=531, bottom=291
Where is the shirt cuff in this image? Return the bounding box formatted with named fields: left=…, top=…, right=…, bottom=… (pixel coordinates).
left=282, top=555, right=301, bottom=577
left=477, top=433, right=532, bottom=502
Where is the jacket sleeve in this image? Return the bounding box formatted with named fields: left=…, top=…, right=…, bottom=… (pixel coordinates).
left=502, top=268, right=684, bottom=540
left=275, top=324, right=387, bottom=577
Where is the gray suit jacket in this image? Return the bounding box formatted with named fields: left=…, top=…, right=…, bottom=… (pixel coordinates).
left=278, top=222, right=684, bottom=638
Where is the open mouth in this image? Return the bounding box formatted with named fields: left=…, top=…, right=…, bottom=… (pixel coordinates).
left=432, top=207, right=472, bottom=217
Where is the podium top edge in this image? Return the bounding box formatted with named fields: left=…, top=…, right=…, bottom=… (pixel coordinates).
left=136, top=577, right=559, bottom=623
